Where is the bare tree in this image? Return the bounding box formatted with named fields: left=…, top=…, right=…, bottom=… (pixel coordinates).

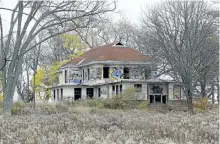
left=75, top=17, right=142, bottom=49
left=0, top=1, right=116, bottom=115
left=142, top=1, right=218, bottom=114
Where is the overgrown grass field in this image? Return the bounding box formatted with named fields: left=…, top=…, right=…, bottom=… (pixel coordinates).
left=0, top=99, right=219, bottom=144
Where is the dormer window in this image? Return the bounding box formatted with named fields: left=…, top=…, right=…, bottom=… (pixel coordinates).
left=112, top=42, right=124, bottom=47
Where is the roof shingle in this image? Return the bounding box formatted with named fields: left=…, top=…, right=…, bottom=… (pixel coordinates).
left=61, top=42, right=151, bottom=67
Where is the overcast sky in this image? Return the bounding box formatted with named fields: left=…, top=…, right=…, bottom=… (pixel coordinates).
left=0, top=0, right=160, bottom=28
left=0, top=0, right=217, bottom=31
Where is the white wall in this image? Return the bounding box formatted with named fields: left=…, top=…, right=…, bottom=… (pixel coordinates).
left=123, top=82, right=148, bottom=100
left=168, top=83, right=174, bottom=100
left=58, top=71, right=64, bottom=84
left=96, top=82, right=147, bottom=100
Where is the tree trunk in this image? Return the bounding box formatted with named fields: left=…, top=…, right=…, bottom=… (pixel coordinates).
left=3, top=93, right=12, bottom=116
left=211, top=84, right=215, bottom=104
left=217, top=78, right=219, bottom=105
left=3, top=83, right=14, bottom=116
left=187, top=89, right=194, bottom=115
left=200, top=82, right=206, bottom=98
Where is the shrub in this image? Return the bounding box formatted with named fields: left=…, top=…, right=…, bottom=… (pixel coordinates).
left=0, top=106, right=218, bottom=144
left=137, top=102, right=148, bottom=109
left=114, top=88, right=137, bottom=100
left=11, top=102, right=26, bottom=115
left=37, top=102, right=57, bottom=114
left=194, top=98, right=209, bottom=112
left=0, top=93, right=3, bottom=101
left=55, top=102, right=69, bottom=112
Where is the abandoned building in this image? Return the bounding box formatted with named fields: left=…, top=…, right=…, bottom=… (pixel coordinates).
left=50, top=42, right=183, bottom=104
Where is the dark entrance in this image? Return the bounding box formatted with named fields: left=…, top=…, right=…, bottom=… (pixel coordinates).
left=162, top=95, right=166, bottom=104
left=86, top=88, right=94, bottom=99
left=150, top=95, right=154, bottom=103
left=74, top=88, right=81, bottom=100
left=155, top=95, right=161, bottom=102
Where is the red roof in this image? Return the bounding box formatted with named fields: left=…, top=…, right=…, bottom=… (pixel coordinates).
left=62, top=42, right=151, bottom=67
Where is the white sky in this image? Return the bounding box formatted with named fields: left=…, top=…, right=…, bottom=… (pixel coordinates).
left=0, top=0, right=161, bottom=28
left=116, top=0, right=160, bottom=23
left=0, top=0, right=218, bottom=31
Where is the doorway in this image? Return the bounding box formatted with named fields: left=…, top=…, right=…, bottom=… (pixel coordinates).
left=86, top=88, right=94, bottom=99
left=155, top=95, right=161, bottom=102
left=149, top=95, right=167, bottom=104
left=74, top=88, right=81, bottom=100
left=150, top=95, right=154, bottom=103
left=162, top=95, right=166, bottom=104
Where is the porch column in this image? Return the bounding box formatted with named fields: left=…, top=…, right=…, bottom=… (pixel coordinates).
left=154, top=95, right=155, bottom=103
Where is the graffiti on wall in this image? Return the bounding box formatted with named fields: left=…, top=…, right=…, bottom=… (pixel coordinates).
left=84, top=69, right=88, bottom=81
left=101, top=88, right=107, bottom=95
left=69, top=68, right=81, bottom=84
left=89, top=67, right=96, bottom=80
left=110, top=67, right=123, bottom=80
left=96, top=67, right=102, bottom=79
left=132, top=67, right=145, bottom=80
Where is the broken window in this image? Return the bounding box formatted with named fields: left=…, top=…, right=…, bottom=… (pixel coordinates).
left=74, top=88, right=81, bottom=100
left=82, top=69, right=84, bottom=81
left=88, top=68, right=90, bottom=80
left=64, top=70, right=68, bottom=83
left=61, top=88, right=63, bottom=100
left=151, top=86, right=163, bottom=93
left=134, top=84, right=142, bottom=92
left=112, top=85, right=115, bottom=91
left=116, top=85, right=119, bottom=95
left=53, top=90, right=56, bottom=100
left=120, top=84, right=122, bottom=93
left=145, top=69, right=151, bottom=79
left=98, top=88, right=101, bottom=97
left=86, top=88, right=94, bottom=99
left=103, top=67, right=109, bottom=78
left=123, top=67, right=129, bottom=79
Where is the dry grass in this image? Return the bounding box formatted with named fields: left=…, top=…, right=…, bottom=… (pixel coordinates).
left=0, top=101, right=219, bottom=144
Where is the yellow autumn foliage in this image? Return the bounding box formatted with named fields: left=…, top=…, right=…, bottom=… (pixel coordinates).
left=0, top=93, right=3, bottom=101
left=31, top=34, right=86, bottom=100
